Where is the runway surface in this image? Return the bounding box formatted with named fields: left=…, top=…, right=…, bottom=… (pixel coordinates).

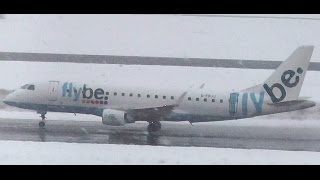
left=1, top=118, right=320, bottom=152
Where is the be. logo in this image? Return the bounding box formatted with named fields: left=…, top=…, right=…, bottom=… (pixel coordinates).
left=263, top=67, right=303, bottom=103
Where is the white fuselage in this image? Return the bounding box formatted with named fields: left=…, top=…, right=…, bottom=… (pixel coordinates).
left=3, top=81, right=315, bottom=123
left=3, top=46, right=316, bottom=126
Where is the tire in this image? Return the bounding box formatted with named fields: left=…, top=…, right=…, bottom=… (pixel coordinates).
left=39, top=121, right=45, bottom=128
left=153, top=121, right=161, bottom=129
left=147, top=124, right=155, bottom=132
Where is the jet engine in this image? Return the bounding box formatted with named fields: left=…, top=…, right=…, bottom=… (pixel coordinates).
left=102, top=109, right=135, bottom=126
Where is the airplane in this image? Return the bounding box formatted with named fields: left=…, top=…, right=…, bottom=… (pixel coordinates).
left=3, top=46, right=316, bottom=132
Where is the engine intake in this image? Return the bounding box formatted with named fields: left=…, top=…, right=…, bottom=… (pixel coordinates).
left=102, top=109, right=135, bottom=126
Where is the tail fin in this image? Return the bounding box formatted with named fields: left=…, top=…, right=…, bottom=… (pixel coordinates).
left=242, top=46, right=314, bottom=103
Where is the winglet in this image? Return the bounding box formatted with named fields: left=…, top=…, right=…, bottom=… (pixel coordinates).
left=175, top=91, right=188, bottom=105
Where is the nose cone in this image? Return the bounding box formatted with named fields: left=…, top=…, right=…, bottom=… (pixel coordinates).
left=3, top=93, right=17, bottom=106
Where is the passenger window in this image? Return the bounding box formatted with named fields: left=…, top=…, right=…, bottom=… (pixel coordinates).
left=27, top=85, right=35, bottom=90
left=155, top=95, right=158, bottom=99
left=138, top=94, right=141, bottom=97
left=196, top=98, right=199, bottom=101
left=171, top=96, right=174, bottom=100
left=212, top=99, right=215, bottom=102
left=129, top=93, right=133, bottom=97
left=220, top=99, right=223, bottom=103
left=122, top=93, right=125, bottom=96
left=188, top=97, right=191, bottom=101
left=106, top=92, right=109, bottom=95
left=147, top=94, right=150, bottom=98
left=114, top=92, right=117, bottom=96
left=163, top=96, right=166, bottom=99
left=204, top=98, right=207, bottom=102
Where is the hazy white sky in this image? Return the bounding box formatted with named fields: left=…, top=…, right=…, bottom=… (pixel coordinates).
left=0, top=14, right=320, bottom=61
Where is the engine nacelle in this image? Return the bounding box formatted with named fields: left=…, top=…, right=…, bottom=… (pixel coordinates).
left=102, top=109, right=135, bottom=126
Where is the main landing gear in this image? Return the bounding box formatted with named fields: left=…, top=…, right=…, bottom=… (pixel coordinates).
left=39, top=113, right=46, bottom=128
left=147, top=121, right=161, bottom=133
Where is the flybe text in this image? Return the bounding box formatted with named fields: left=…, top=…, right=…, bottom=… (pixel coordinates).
left=62, top=82, right=108, bottom=104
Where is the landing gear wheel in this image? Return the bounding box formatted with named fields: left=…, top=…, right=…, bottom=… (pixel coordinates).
left=39, top=121, right=45, bottom=128
left=39, top=113, right=46, bottom=128
left=153, top=121, right=161, bottom=129
left=147, top=121, right=161, bottom=132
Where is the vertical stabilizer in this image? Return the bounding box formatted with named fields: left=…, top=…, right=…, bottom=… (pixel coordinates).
left=242, top=46, right=314, bottom=103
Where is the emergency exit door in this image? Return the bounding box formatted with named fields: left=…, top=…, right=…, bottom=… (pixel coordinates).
left=48, top=81, right=59, bottom=101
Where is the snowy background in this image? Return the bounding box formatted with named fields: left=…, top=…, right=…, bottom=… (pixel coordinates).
left=1, top=14, right=320, bottom=60
left=1, top=14, right=320, bottom=164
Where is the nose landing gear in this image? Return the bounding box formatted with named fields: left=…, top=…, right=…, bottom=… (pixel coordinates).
left=147, top=121, right=161, bottom=132
left=39, top=113, right=46, bottom=128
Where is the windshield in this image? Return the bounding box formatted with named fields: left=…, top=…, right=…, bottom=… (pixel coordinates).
left=27, top=84, right=35, bottom=90
left=20, top=84, right=35, bottom=90
left=20, top=84, right=29, bottom=89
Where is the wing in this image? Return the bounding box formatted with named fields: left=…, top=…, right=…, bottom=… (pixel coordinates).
left=126, top=91, right=188, bottom=121
left=127, top=104, right=177, bottom=121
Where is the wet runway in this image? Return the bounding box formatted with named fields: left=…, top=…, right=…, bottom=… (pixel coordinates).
left=1, top=118, right=320, bottom=152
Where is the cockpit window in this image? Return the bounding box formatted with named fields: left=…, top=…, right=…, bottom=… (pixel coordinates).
left=27, top=84, right=35, bottom=90
left=21, top=84, right=29, bottom=89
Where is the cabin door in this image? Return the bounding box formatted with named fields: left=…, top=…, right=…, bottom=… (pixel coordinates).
left=48, top=81, right=59, bottom=101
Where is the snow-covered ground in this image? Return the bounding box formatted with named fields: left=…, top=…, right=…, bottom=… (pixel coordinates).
left=1, top=140, right=320, bottom=165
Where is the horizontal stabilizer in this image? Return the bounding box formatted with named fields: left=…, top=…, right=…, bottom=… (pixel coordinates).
left=267, top=99, right=316, bottom=107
